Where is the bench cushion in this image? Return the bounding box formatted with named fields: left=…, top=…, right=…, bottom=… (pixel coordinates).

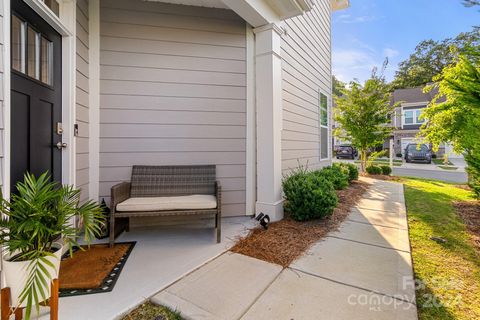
left=116, top=195, right=217, bottom=212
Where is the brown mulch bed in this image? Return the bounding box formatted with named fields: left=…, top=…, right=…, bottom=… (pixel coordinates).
left=453, top=200, right=480, bottom=249
left=230, top=180, right=370, bottom=267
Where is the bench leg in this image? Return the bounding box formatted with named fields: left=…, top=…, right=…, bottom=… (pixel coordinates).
left=2, top=288, right=11, bottom=320
left=109, top=214, right=115, bottom=247
left=50, top=279, right=59, bottom=320
left=125, top=217, right=130, bottom=232
left=216, top=213, right=221, bottom=243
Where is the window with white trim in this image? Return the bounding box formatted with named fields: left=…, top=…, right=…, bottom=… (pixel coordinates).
left=319, top=91, right=329, bottom=159
left=403, top=108, right=425, bottom=126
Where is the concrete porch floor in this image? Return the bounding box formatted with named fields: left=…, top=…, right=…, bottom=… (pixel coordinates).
left=37, top=217, right=255, bottom=320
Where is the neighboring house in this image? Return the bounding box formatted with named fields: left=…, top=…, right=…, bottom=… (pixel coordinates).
left=390, top=86, right=462, bottom=158
left=0, top=0, right=348, bottom=225
left=390, top=87, right=433, bottom=156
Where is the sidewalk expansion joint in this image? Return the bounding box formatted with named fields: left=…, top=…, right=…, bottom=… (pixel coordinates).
left=346, top=219, right=408, bottom=230
left=288, top=267, right=416, bottom=306
left=326, top=236, right=411, bottom=253
left=355, top=206, right=406, bottom=215
left=236, top=267, right=283, bottom=320
left=361, top=196, right=402, bottom=203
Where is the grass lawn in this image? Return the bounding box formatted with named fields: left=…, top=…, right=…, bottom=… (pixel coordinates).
left=438, top=165, right=459, bottom=171
left=403, top=178, right=480, bottom=320
left=369, top=158, right=403, bottom=163
left=433, top=158, right=455, bottom=166
left=122, top=302, right=183, bottom=320
left=354, top=159, right=403, bottom=166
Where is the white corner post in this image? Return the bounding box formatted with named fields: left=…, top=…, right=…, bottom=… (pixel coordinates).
left=254, top=23, right=284, bottom=221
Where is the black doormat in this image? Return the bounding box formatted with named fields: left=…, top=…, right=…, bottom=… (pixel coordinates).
left=59, top=241, right=136, bottom=298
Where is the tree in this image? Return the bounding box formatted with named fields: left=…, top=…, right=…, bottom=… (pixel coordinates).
left=391, top=29, right=480, bottom=89
left=420, top=46, right=480, bottom=198
left=332, top=75, right=346, bottom=98
left=334, top=69, right=397, bottom=172
left=463, top=0, right=480, bottom=7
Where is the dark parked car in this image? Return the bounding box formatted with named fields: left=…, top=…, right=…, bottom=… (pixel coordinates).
left=336, top=145, right=358, bottom=160
left=404, top=143, right=432, bottom=164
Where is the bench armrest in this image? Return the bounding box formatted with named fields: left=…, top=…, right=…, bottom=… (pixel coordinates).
left=111, top=182, right=131, bottom=212
left=215, top=181, right=222, bottom=211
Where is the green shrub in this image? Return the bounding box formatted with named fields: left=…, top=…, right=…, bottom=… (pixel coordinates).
left=334, top=163, right=358, bottom=182
left=283, top=168, right=338, bottom=221
left=315, top=165, right=349, bottom=190
left=380, top=165, right=392, bottom=175
left=366, top=165, right=382, bottom=175
left=346, top=163, right=359, bottom=181
left=332, top=163, right=350, bottom=181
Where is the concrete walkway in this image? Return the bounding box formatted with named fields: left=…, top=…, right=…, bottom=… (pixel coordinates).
left=152, top=178, right=418, bottom=320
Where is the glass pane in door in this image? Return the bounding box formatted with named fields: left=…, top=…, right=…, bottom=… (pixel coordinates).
left=27, top=26, right=40, bottom=80
left=12, top=15, right=26, bottom=73
left=41, top=37, right=53, bottom=85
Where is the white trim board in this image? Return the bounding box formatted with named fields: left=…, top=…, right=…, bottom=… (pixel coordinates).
left=401, top=101, right=429, bottom=107
left=245, top=23, right=256, bottom=216
left=59, top=0, right=77, bottom=187
left=23, top=0, right=72, bottom=36
left=2, top=0, right=12, bottom=198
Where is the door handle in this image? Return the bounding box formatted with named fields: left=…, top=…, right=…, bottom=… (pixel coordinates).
left=55, top=142, right=67, bottom=150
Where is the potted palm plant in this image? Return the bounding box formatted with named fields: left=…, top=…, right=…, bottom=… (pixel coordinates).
left=0, top=172, right=104, bottom=319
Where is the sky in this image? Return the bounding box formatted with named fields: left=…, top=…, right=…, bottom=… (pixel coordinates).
left=332, top=0, right=480, bottom=84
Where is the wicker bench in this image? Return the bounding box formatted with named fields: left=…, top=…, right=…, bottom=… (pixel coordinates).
left=109, top=165, right=221, bottom=246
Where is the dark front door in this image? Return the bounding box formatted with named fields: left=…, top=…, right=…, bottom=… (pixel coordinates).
left=11, top=0, right=62, bottom=192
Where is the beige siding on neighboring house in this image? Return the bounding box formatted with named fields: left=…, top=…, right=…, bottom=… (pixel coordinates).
left=99, top=0, right=247, bottom=217
left=281, top=0, right=332, bottom=172
left=0, top=1, right=4, bottom=190
left=76, top=0, right=90, bottom=202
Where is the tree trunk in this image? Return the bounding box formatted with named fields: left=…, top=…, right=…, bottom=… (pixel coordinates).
left=360, top=150, right=367, bottom=172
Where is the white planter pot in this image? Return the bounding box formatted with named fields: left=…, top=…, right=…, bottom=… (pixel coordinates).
left=2, top=243, right=63, bottom=308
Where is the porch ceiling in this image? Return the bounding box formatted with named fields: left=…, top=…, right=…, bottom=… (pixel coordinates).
left=144, top=0, right=314, bottom=27
left=143, top=0, right=228, bottom=9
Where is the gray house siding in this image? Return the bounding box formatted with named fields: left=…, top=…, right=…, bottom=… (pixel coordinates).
left=281, top=0, right=332, bottom=172
left=0, top=1, right=4, bottom=190
left=76, top=0, right=90, bottom=202
left=98, top=0, right=247, bottom=217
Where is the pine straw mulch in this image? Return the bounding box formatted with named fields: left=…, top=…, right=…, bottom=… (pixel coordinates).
left=230, top=180, right=370, bottom=267
left=453, top=200, right=480, bottom=250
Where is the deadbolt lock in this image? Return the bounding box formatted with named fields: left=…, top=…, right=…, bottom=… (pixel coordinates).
left=56, top=122, right=64, bottom=135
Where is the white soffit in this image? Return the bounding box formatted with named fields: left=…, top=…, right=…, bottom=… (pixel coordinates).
left=143, top=0, right=228, bottom=9
left=266, top=0, right=314, bottom=19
